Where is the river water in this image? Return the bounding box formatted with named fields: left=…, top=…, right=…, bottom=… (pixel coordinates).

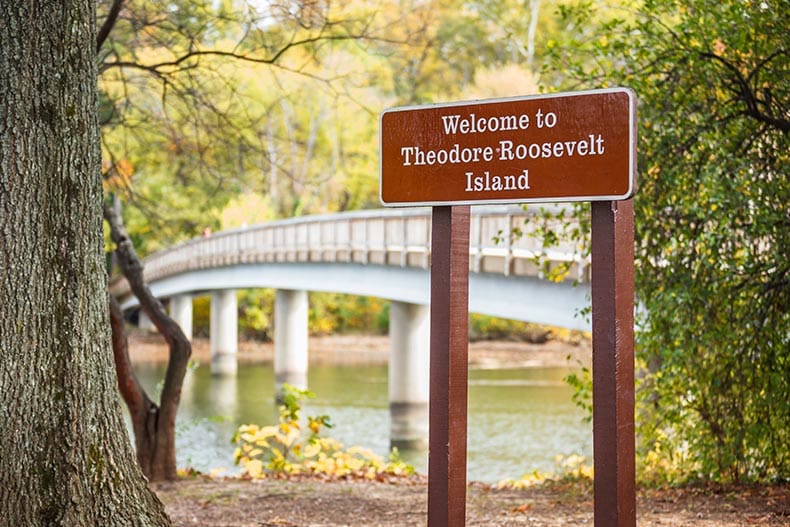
left=131, top=360, right=592, bottom=483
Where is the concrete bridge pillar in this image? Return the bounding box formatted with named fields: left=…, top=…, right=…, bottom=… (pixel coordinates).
left=388, top=301, right=430, bottom=450
left=274, top=289, right=309, bottom=393
left=210, top=289, right=238, bottom=376
left=169, top=294, right=193, bottom=342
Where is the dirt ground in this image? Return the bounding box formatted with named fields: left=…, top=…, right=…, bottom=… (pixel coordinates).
left=152, top=475, right=789, bottom=526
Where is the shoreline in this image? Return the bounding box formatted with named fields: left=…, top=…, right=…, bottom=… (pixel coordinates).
left=127, top=331, right=591, bottom=369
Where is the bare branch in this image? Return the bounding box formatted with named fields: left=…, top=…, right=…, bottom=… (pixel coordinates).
left=97, top=0, right=125, bottom=53
left=699, top=50, right=790, bottom=133
left=100, top=32, right=363, bottom=75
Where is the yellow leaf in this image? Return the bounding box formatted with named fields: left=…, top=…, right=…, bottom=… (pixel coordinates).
left=246, top=459, right=264, bottom=478
left=303, top=443, right=321, bottom=458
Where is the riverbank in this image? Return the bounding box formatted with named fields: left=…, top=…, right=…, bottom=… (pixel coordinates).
left=129, top=332, right=789, bottom=525
left=152, top=475, right=789, bottom=526
left=128, top=331, right=591, bottom=369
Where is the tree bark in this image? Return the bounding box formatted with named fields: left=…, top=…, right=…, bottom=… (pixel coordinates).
left=105, top=200, right=192, bottom=481
left=0, top=1, right=169, bottom=524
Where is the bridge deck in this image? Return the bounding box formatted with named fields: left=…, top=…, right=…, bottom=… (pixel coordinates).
left=110, top=206, right=591, bottom=330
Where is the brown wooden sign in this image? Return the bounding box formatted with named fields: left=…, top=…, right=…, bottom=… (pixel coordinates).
left=380, top=88, right=636, bottom=206
left=381, top=88, right=638, bottom=527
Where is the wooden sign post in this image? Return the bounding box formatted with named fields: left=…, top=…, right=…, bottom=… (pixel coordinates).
left=380, top=88, right=637, bottom=526
left=428, top=205, right=471, bottom=525
left=591, top=198, right=636, bottom=526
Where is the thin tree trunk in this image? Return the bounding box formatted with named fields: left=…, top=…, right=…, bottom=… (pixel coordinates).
left=0, top=1, right=169, bottom=524
left=109, top=294, right=162, bottom=477
left=104, top=201, right=192, bottom=481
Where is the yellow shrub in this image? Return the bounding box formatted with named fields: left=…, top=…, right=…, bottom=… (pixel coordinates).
left=232, top=384, right=413, bottom=480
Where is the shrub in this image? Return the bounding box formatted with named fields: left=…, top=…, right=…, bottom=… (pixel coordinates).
left=232, top=384, right=413, bottom=480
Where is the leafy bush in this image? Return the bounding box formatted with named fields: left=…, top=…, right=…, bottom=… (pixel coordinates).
left=497, top=454, right=593, bottom=489
left=232, top=384, right=413, bottom=480
left=238, top=289, right=274, bottom=340
left=192, top=295, right=210, bottom=337
left=550, top=0, right=790, bottom=484
left=308, top=293, right=389, bottom=335
left=469, top=314, right=553, bottom=343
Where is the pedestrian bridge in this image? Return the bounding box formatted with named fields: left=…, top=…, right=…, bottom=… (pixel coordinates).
left=110, top=205, right=590, bottom=448
left=110, top=204, right=590, bottom=329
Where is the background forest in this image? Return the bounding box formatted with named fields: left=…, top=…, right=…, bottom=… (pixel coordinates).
left=100, top=0, right=788, bottom=486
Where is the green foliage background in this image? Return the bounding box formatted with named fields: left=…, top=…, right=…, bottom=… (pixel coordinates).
left=548, top=0, right=789, bottom=483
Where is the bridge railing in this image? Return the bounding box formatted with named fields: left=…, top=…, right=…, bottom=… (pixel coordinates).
left=109, top=205, right=587, bottom=299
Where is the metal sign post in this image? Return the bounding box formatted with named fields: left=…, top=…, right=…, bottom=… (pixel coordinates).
left=380, top=88, right=638, bottom=526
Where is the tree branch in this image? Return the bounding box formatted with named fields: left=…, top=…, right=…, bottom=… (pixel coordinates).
left=698, top=50, right=790, bottom=133
left=104, top=197, right=192, bottom=481
left=97, top=0, right=125, bottom=53
left=108, top=294, right=152, bottom=416
left=100, top=33, right=362, bottom=74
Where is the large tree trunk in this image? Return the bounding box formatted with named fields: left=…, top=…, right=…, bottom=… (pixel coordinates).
left=105, top=200, right=192, bottom=482
left=0, top=1, right=170, bottom=524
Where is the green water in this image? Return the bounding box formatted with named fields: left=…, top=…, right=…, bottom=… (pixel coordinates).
left=131, top=361, right=591, bottom=483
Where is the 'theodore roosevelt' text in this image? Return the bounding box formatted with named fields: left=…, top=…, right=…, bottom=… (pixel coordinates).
left=397, top=108, right=606, bottom=195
